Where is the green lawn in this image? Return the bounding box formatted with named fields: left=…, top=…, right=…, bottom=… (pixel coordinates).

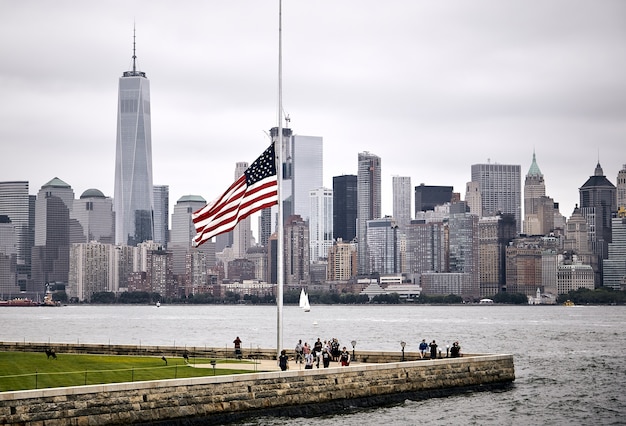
left=0, top=352, right=254, bottom=392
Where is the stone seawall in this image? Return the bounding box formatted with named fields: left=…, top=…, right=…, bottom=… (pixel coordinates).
left=0, top=349, right=515, bottom=425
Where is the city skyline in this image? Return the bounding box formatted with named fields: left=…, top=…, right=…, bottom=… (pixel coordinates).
left=1, top=1, right=624, bottom=231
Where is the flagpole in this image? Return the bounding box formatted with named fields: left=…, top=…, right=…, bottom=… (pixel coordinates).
left=276, top=0, right=284, bottom=361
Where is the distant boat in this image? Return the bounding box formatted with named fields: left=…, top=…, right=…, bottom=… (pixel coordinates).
left=563, top=300, right=575, bottom=307
left=299, top=288, right=310, bottom=312
left=156, top=301, right=161, bottom=308
left=479, top=298, right=494, bottom=305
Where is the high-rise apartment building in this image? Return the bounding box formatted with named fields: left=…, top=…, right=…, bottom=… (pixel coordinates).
left=366, top=216, right=402, bottom=275
left=153, top=185, right=169, bottom=248
left=0, top=181, right=34, bottom=290
left=327, top=239, right=357, bottom=281
left=309, top=187, right=333, bottom=262
left=332, top=175, right=357, bottom=242
left=284, top=215, right=310, bottom=288
left=414, top=184, right=453, bottom=213
left=68, top=241, right=113, bottom=301
left=392, top=176, right=411, bottom=227
left=232, top=162, right=253, bottom=259
left=114, top=35, right=154, bottom=246
left=404, top=220, right=446, bottom=278
left=448, top=212, right=480, bottom=298
left=357, top=152, right=381, bottom=275
left=471, top=163, right=521, bottom=234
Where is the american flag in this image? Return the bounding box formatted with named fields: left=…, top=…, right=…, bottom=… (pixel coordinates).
left=192, top=143, right=278, bottom=247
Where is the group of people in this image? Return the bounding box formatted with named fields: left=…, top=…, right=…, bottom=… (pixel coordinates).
left=292, top=337, right=351, bottom=370
left=418, top=339, right=462, bottom=359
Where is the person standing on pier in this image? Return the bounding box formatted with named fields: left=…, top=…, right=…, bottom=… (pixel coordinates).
left=233, top=336, right=242, bottom=359
left=279, top=349, right=289, bottom=371
left=429, top=340, right=438, bottom=359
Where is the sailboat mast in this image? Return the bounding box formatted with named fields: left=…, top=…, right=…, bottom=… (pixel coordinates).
left=276, top=0, right=285, bottom=360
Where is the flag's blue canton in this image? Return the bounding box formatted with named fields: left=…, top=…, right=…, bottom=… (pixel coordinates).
left=246, top=143, right=276, bottom=186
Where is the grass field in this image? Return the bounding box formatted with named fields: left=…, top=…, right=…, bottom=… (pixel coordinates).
left=0, top=351, right=254, bottom=392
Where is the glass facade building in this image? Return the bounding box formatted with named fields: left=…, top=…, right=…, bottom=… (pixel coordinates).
left=392, top=176, right=412, bottom=227
left=114, top=48, right=154, bottom=246
left=357, top=152, right=381, bottom=275
left=309, top=187, right=333, bottom=262
left=332, top=175, right=357, bottom=242
left=153, top=185, right=169, bottom=248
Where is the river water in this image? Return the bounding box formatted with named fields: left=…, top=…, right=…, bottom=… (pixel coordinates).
left=1, top=304, right=625, bottom=425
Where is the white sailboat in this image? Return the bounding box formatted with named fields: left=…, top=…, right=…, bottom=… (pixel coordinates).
left=299, top=288, right=311, bottom=312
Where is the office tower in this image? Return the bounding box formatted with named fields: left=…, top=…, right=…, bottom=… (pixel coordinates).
left=114, top=34, right=154, bottom=246
left=232, top=162, right=253, bottom=259
left=0, top=216, right=20, bottom=295
left=333, top=175, right=357, bottom=242
left=602, top=216, right=626, bottom=290
left=414, top=184, right=453, bottom=213
left=478, top=214, right=517, bottom=297
left=284, top=215, right=310, bottom=288
left=68, top=241, right=113, bottom=301
left=259, top=208, right=273, bottom=247
left=366, top=216, right=402, bottom=275
left=271, top=126, right=294, bottom=219
left=153, top=185, right=169, bottom=248
left=291, top=134, right=323, bottom=222
left=0, top=181, right=34, bottom=289
left=170, top=195, right=211, bottom=276
left=327, top=239, right=357, bottom=281
left=465, top=181, right=482, bottom=217
left=309, top=187, right=333, bottom=262
left=31, top=178, right=75, bottom=293
left=617, top=164, right=626, bottom=211
left=246, top=246, right=268, bottom=282
left=471, top=163, right=521, bottom=234
left=357, top=151, right=381, bottom=275
left=579, top=162, right=617, bottom=279
left=523, top=152, right=546, bottom=235
left=448, top=212, right=480, bottom=298
left=392, top=176, right=411, bottom=227
left=72, top=189, right=114, bottom=244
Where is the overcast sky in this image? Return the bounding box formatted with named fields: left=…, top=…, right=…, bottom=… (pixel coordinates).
left=1, top=1, right=625, bottom=233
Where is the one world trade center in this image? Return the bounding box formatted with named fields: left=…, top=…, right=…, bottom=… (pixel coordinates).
left=114, top=31, right=154, bottom=246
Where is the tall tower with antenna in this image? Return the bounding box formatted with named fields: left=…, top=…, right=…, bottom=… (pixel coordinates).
left=114, top=27, right=154, bottom=246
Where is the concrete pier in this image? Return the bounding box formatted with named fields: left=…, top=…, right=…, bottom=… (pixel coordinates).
left=0, top=343, right=515, bottom=425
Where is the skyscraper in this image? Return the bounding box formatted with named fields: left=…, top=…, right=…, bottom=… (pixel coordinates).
left=72, top=189, right=114, bottom=244
left=471, top=163, right=521, bottom=234
left=332, top=175, right=357, bottom=242
left=0, top=181, right=34, bottom=290
left=284, top=215, right=310, bottom=288
left=31, top=178, right=75, bottom=292
left=291, top=134, right=323, bottom=222
left=114, top=33, right=154, bottom=246
left=309, top=187, right=333, bottom=262
left=366, top=216, right=401, bottom=275
left=170, top=195, right=209, bottom=276
left=357, top=152, right=381, bottom=275
left=153, top=185, right=169, bottom=248
left=579, top=162, right=616, bottom=285
left=523, top=151, right=546, bottom=235
left=617, top=164, right=626, bottom=211
left=392, top=176, right=411, bottom=227
left=232, top=162, right=253, bottom=259
left=414, top=184, right=453, bottom=213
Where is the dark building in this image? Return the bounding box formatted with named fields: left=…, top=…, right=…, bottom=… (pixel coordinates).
left=414, top=184, right=453, bottom=213
left=579, top=162, right=617, bottom=285
left=333, top=175, right=357, bottom=242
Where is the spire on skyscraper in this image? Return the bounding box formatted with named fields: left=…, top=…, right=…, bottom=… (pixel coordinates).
left=527, top=150, right=542, bottom=177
